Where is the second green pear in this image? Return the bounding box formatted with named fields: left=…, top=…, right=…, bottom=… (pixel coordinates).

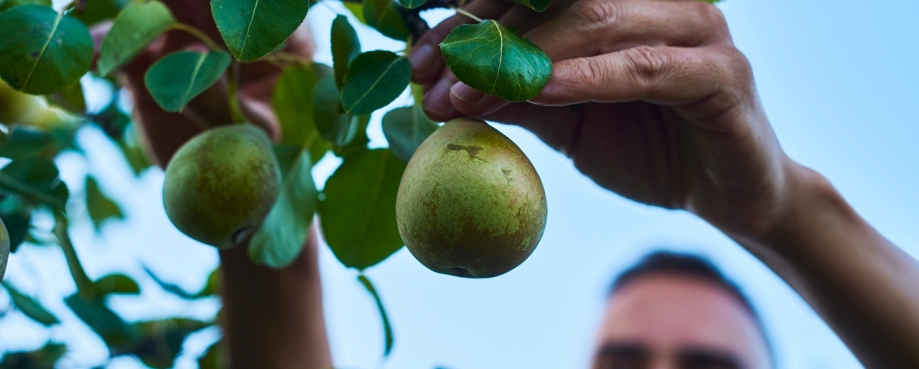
left=163, top=125, right=280, bottom=249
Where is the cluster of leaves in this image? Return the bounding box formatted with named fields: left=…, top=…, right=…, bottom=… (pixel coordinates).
left=0, top=0, right=559, bottom=364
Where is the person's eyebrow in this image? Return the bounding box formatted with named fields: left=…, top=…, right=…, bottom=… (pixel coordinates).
left=595, top=341, right=649, bottom=360
left=676, top=346, right=745, bottom=369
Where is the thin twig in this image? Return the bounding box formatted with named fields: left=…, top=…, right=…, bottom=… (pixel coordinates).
left=172, top=23, right=225, bottom=51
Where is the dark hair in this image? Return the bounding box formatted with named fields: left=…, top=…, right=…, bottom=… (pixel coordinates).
left=610, top=251, right=774, bottom=363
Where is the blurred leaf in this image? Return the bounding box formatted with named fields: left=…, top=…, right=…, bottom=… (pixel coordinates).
left=53, top=212, right=98, bottom=299
left=272, top=63, right=330, bottom=156
left=313, top=75, right=356, bottom=146
left=0, top=126, right=64, bottom=160
left=84, top=175, right=124, bottom=232
left=340, top=50, right=411, bottom=115
left=144, top=50, right=232, bottom=112
left=249, top=145, right=318, bottom=268
left=0, top=195, right=31, bottom=253
left=344, top=2, right=366, bottom=24
left=72, top=0, right=128, bottom=26
left=116, top=124, right=153, bottom=176
left=197, top=339, right=226, bottom=369
left=398, top=0, right=427, bottom=9
left=211, top=0, right=309, bottom=61
left=358, top=274, right=394, bottom=357
left=503, top=0, right=549, bottom=11
left=94, top=273, right=140, bottom=295
left=46, top=82, right=86, bottom=113
left=97, top=2, right=175, bottom=76
left=363, top=0, right=409, bottom=41
left=0, top=125, right=10, bottom=152
left=332, top=15, right=361, bottom=89
left=198, top=268, right=220, bottom=297
left=320, top=149, right=405, bottom=270
left=65, top=293, right=138, bottom=349
left=0, top=6, right=93, bottom=94
left=0, top=342, right=66, bottom=369
left=0, top=218, right=6, bottom=282
left=382, top=105, right=438, bottom=163
left=126, top=318, right=210, bottom=368
left=91, top=100, right=131, bottom=140
left=0, top=157, right=69, bottom=208
left=0, top=0, right=50, bottom=12
left=441, top=20, right=552, bottom=102
left=2, top=282, right=60, bottom=325
left=143, top=265, right=213, bottom=299
left=334, top=114, right=370, bottom=158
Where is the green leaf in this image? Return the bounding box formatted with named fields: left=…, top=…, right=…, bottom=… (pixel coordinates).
left=0, top=125, right=10, bottom=152
left=65, top=293, right=138, bottom=349
left=2, top=282, right=60, bottom=325
left=320, top=149, right=405, bottom=270
left=0, top=195, right=32, bottom=253
left=363, top=0, right=409, bottom=41
left=0, top=126, right=55, bottom=160
left=272, top=63, right=329, bottom=152
left=46, top=82, right=86, bottom=113
left=143, top=265, right=213, bottom=299
left=211, top=0, right=310, bottom=61
left=97, top=1, right=175, bottom=76
left=331, top=15, right=361, bottom=89
left=249, top=145, right=318, bottom=268
left=341, top=51, right=411, bottom=115
left=0, top=6, right=93, bottom=94
left=144, top=50, right=231, bottom=112
left=72, top=0, right=128, bottom=26
left=0, top=342, right=66, bottom=369
left=344, top=2, right=366, bottom=24
left=94, top=273, right=139, bottom=295
left=382, top=105, right=438, bottom=163
left=503, top=0, right=549, bottom=11
left=335, top=114, right=370, bottom=157
left=398, top=0, right=427, bottom=10
left=0, top=0, right=50, bottom=12
left=440, top=20, right=552, bottom=102
left=0, top=158, right=68, bottom=208
left=84, top=175, right=124, bottom=232
left=197, top=340, right=226, bottom=369
left=198, top=268, right=220, bottom=297
left=91, top=100, right=131, bottom=140
left=129, top=318, right=210, bottom=368
left=313, top=74, right=356, bottom=146
left=357, top=274, right=394, bottom=357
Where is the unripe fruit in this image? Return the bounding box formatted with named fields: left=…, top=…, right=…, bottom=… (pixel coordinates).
left=0, top=79, right=46, bottom=125
left=163, top=125, right=280, bottom=249
left=0, top=217, right=10, bottom=283
left=396, top=118, right=547, bottom=278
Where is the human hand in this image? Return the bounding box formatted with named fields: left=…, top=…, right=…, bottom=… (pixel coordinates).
left=412, top=0, right=797, bottom=239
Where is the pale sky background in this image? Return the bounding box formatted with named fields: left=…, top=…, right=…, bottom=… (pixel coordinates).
left=2, top=0, right=918, bottom=368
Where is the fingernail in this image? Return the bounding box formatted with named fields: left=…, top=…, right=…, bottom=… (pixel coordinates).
left=450, top=83, right=484, bottom=105
left=409, top=44, right=436, bottom=78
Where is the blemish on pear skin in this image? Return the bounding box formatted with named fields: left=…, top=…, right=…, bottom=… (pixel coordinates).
left=446, top=144, right=483, bottom=159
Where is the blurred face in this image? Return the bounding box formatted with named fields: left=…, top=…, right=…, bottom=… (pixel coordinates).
left=591, top=275, right=771, bottom=369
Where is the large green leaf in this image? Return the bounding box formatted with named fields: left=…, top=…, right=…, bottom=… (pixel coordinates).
left=93, top=273, right=139, bottom=295
left=249, top=145, right=318, bottom=268
left=72, top=0, right=128, bottom=26
left=211, top=0, right=310, bottom=61
left=272, top=63, right=330, bottom=158
left=0, top=6, right=93, bottom=94
left=313, top=74, right=356, bottom=146
left=0, top=158, right=68, bottom=208
left=97, top=2, right=175, bottom=76
left=0, top=0, right=50, bottom=12
left=320, top=149, right=405, bottom=270
left=331, top=15, right=361, bottom=89
left=84, top=175, right=124, bottom=232
left=2, top=282, right=60, bottom=326
left=363, top=0, right=409, bottom=41
left=0, top=126, right=55, bottom=160
left=504, top=0, right=549, bottom=11
left=358, top=274, right=394, bottom=357
left=382, top=105, right=438, bottom=163
left=65, top=293, right=138, bottom=349
left=340, top=51, right=411, bottom=115
left=0, top=195, right=31, bottom=253
left=335, top=114, right=370, bottom=158
left=46, top=82, right=86, bottom=113
left=398, top=0, right=427, bottom=10
left=0, top=342, right=66, bottom=369
left=440, top=20, right=552, bottom=102
left=144, top=50, right=231, bottom=112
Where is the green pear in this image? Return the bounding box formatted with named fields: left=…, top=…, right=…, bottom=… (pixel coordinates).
left=163, top=125, right=280, bottom=249
left=0, top=217, right=10, bottom=283
left=0, top=79, right=46, bottom=125
left=396, top=118, right=547, bottom=278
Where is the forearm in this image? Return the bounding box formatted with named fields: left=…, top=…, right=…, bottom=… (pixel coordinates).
left=737, top=161, right=919, bottom=368
left=218, top=227, right=332, bottom=369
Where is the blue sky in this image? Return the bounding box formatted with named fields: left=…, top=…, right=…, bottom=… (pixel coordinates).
left=2, top=0, right=918, bottom=368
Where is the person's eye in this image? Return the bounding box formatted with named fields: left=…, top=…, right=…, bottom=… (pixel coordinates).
left=593, top=356, right=645, bottom=369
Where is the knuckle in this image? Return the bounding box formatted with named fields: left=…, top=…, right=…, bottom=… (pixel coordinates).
left=624, top=46, right=670, bottom=83
left=570, top=0, right=624, bottom=28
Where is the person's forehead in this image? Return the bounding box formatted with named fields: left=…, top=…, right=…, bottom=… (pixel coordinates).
left=596, top=275, right=770, bottom=367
